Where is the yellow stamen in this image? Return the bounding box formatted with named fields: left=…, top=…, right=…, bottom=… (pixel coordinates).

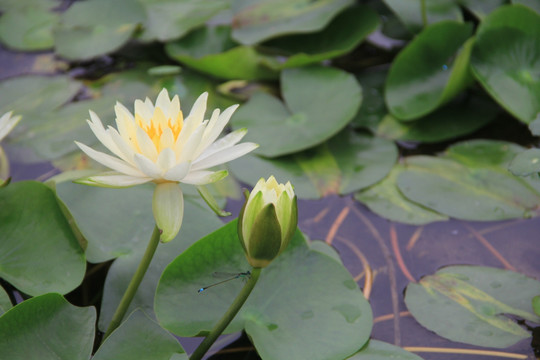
left=135, top=108, right=184, bottom=152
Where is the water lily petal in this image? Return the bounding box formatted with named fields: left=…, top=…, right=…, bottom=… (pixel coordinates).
left=159, top=127, right=175, bottom=152
left=197, top=128, right=248, bottom=162
left=136, top=127, right=158, bottom=161
left=155, top=88, right=171, bottom=116
left=75, top=141, right=144, bottom=177
left=107, top=127, right=137, bottom=166
left=156, top=147, right=176, bottom=171
left=177, top=123, right=205, bottom=163
left=153, top=182, right=184, bottom=243
left=180, top=169, right=228, bottom=185
left=163, top=161, right=191, bottom=181
left=76, top=172, right=152, bottom=187
left=0, top=111, right=21, bottom=142
left=135, top=99, right=153, bottom=123
left=192, top=142, right=259, bottom=171
left=197, top=104, right=239, bottom=157
left=134, top=153, right=163, bottom=178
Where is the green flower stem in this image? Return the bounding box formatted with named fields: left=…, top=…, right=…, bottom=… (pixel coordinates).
left=190, top=267, right=262, bottom=360
left=101, top=225, right=161, bottom=343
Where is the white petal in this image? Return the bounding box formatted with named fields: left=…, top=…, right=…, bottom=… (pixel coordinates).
left=107, top=127, right=137, bottom=166
left=135, top=99, right=153, bottom=122
left=136, top=127, right=158, bottom=161
left=134, top=153, right=163, bottom=178
left=191, top=142, right=258, bottom=171
left=156, top=147, right=176, bottom=171
left=163, top=161, right=191, bottom=181
left=178, top=92, right=207, bottom=144
left=87, top=112, right=125, bottom=160
left=170, top=95, right=181, bottom=118
left=197, top=128, right=248, bottom=161
left=75, top=141, right=145, bottom=177
left=178, top=123, right=205, bottom=163
left=159, top=127, right=175, bottom=150
left=196, top=104, right=238, bottom=157
left=76, top=173, right=152, bottom=187
left=155, top=88, right=171, bottom=116
left=180, top=169, right=228, bottom=185
left=153, top=182, right=184, bottom=243
left=0, top=112, right=21, bottom=142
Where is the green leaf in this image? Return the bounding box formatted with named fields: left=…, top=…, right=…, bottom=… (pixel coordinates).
left=0, top=293, right=95, bottom=360
left=458, top=0, right=506, bottom=20
left=165, top=26, right=278, bottom=80
left=471, top=5, right=540, bottom=124
left=348, top=339, right=423, bottom=359
left=0, top=7, right=58, bottom=50
left=54, top=0, right=145, bottom=60
left=352, top=68, right=388, bottom=131
left=529, top=115, right=540, bottom=135
left=138, top=0, right=229, bottom=41
left=397, top=156, right=540, bottom=221
left=509, top=149, right=540, bottom=176
left=533, top=295, right=540, bottom=317
left=0, top=286, right=12, bottom=316
left=512, top=0, right=540, bottom=13
left=405, top=265, right=540, bottom=348
left=93, top=310, right=187, bottom=360
left=232, top=65, right=361, bottom=157
left=385, top=21, right=474, bottom=120
left=264, top=5, right=380, bottom=69
left=229, top=131, right=397, bottom=199
left=155, top=221, right=372, bottom=360
left=383, top=0, right=462, bottom=34
left=377, top=94, right=498, bottom=142
left=355, top=164, right=449, bottom=225
left=231, top=0, right=354, bottom=45
left=0, top=181, right=85, bottom=295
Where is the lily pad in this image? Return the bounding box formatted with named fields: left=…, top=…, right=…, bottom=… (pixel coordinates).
left=533, top=296, right=540, bottom=317
left=138, top=0, right=229, bottom=41
left=264, top=5, right=380, bottom=69
left=471, top=5, right=540, bottom=124
left=459, top=0, right=506, bottom=19
left=0, top=293, right=95, bottom=360
left=512, top=0, right=540, bottom=13
left=397, top=156, right=540, bottom=221
left=348, top=339, right=423, bottom=360
left=231, top=0, right=354, bottom=45
left=383, top=0, right=462, bottom=34
left=165, top=26, right=278, bottom=80
left=54, top=0, right=145, bottom=60
left=352, top=67, right=388, bottom=131
left=229, top=130, right=397, bottom=199
left=93, top=310, right=187, bottom=360
left=509, top=149, right=540, bottom=176
left=385, top=21, right=474, bottom=120
left=355, top=164, right=449, bottom=225
left=0, top=286, right=11, bottom=316
left=0, top=181, right=86, bottom=296
left=155, top=221, right=372, bottom=360
left=0, top=7, right=58, bottom=50
left=232, top=65, right=361, bottom=157
left=377, top=94, right=498, bottom=142
left=405, top=265, right=540, bottom=348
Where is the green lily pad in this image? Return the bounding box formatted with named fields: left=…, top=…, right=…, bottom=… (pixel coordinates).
left=138, top=0, right=229, bottom=41
left=397, top=155, right=540, bottom=221
left=264, top=5, right=380, bottom=69
left=155, top=221, right=372, bottom=360
left=352, top=68, right=388, bottom=131
left=165, top=26, right=278, bottom=80
left=0, top=7, right=58, bottom=50
left=509, top=149, right=540, bottom=176
left=377, top=94, right=498, bottom=142
left=0, top=286, right=11, bottom=316
left=0, top=293, right=95, bottom=360
left=54, top=0, right=145, bottom=60
left=385, top=21, right=474, bottom=120
left=383, top=0, right=462, bottom=34
left=232, top=65, right=361, bottom=157
left=0, top=181, right=85, bottom=296
left=94, top=310, right=187, bottom=360
left=405, top=265, right=540, bottom=348
left=355, top=164, right=449, bottom=225
left=459, top=0, right=506, bottom=19
left=348, top=340, right=423, bottom=360
left=512, top=0, right=540, bottom=13
left=529, top=116, right=540, bottom=135
left=471, top=5, right=540, bottom=124
left=229, top=130, right=397, bottom=199
left=231, top=0, right=354, bottom=45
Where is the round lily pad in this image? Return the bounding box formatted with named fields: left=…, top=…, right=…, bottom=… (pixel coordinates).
left=0, top=7, right=58, bottom=50
left=232, top=65, right=361, bottom=157
left=509, top=149, right=540, bottom=176
left=155, top=221, right=372, bottom=360
left=383, top=0, right=462, bottom=34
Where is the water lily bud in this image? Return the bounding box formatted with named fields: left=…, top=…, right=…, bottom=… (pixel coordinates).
left=238, top=176, right=297, bottom=268
left=153, top=182, right=184, bottom=243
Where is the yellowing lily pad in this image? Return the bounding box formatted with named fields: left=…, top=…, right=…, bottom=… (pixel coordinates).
left=232, top=65, right=361, bottom=157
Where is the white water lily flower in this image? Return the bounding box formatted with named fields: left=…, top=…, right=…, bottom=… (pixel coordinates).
left=0, top=111, right=22, bottom=181
left=75, top=89, right=258, bottom=242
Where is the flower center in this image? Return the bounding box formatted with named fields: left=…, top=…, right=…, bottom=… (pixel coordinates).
left=136, top=107, right=183, bottom=151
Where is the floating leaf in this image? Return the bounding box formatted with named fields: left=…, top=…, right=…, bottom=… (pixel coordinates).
left=0, top=7, right=58, bottom=50
left=231, top=0, right=354, bottom=45
left=0, top=181, right=85, bottom=295
left=512, top=0, right=540, bottom=13
left=54, top=0, right=145, bottom=60
left=93, top=310, right=187, bottom=360
left=405, top=265, right=540, bottom=348
left=348, top=340, right=423, bottom=360
left=383, top=0, right=462, bottom=34
left=397, top=156, right=540, bottom=221
left=0, top=287, right=11, bottom=316
left=355, top=164, right=449, bottom=225
left=352, top=67, right=388, bottom=131
left=385, top=21, right=474, bottom=120
left=509, top=149, right=540, bottom=176
left=155, top=221, right=372, bottom=360
left=471, top=5, right=540, bottom=124
left=0, top=293, right=95, bottom=359
left=264, top=5, right=380, bottom=69
left=229, top=131, right=397, bottom=199
left=377, top=94, right=498, bottom=142
left=166, top=26, right=278, bottom=80
left=232, top=65, right=361, bottom=157
left=533, top=295, right=540, bottom=317
left=138, top=0, right=229, bottom=41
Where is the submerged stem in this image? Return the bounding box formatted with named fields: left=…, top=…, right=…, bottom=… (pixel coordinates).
left=101, top=225, right=161, bottom=343
left=190, top=267, right=262, bottom=360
